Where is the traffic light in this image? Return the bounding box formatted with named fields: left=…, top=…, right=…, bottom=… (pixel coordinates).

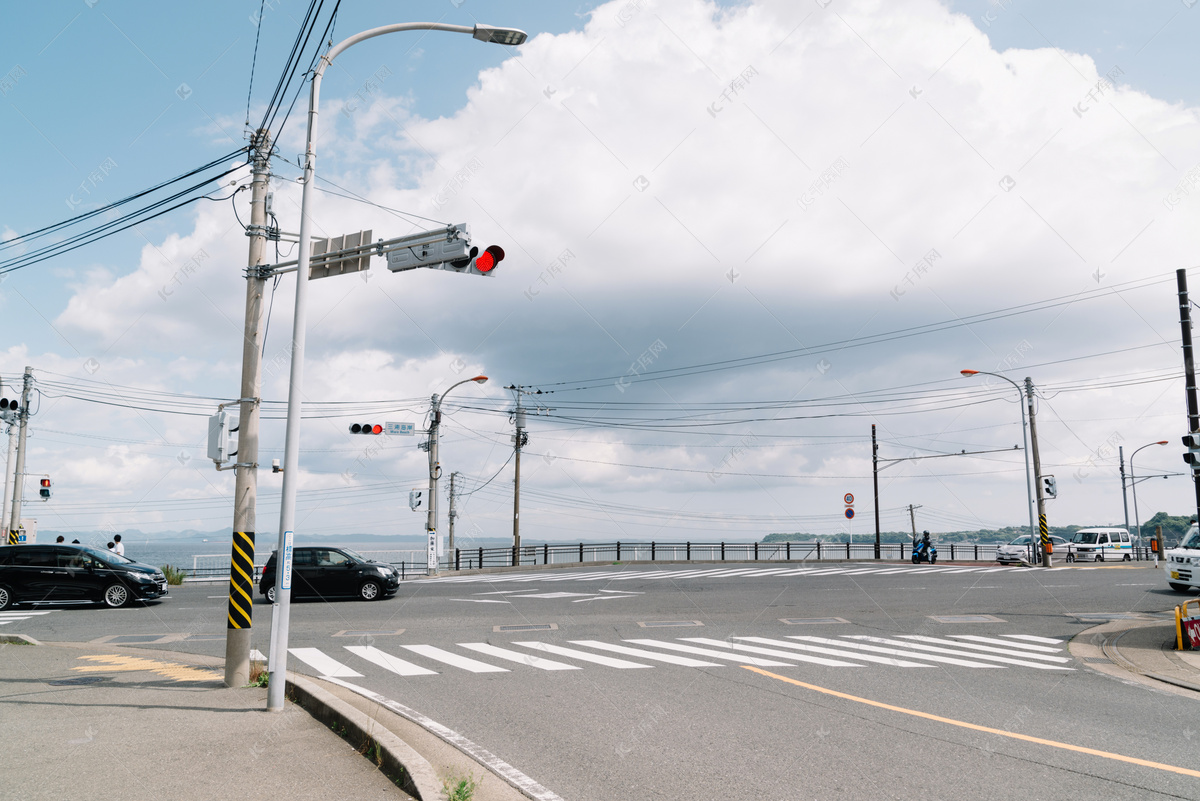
left=409, top=489, right=425, bottom=511
left=0, top=397, right=16, bottom=411
left=447, top=245, right=505, bottom=277
left=1041, top=475, right=1057, bottom=499
left=1184, top=433, right=1200, bottom=472
left=39, top=478, right=51, bottom=500
left=350, top=423, right=383, bottom=435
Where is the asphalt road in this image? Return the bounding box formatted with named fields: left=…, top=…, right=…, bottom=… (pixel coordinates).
left=8, top=561, right=1199, bottom=800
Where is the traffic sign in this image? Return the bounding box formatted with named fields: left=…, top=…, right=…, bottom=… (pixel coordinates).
left=386, top=421, right=415, bottom=436
left=845, top=508, right=855, bottom=519
left=844, top=493, right=854, bottom=505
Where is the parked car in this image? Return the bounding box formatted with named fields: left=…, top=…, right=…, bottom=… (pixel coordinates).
left=258, top=546, right=400, bottom=602
left=1070, top=528, right=1133, bottom=562
left=996, top=534, right=1072, bottom=565
left=0, top=544, right=168, bottom=610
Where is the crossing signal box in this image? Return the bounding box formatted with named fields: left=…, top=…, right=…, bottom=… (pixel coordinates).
left=350, top=423, right=383, bottom=435
left=1041, top=475, right=1057, bottom=498
left=449, top=245, right=505, bottom=276
left=39, top=478, right=51, bottom=500
left=409, top=490, right=425, bottom=511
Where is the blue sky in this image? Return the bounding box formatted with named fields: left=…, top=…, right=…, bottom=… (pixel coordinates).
left=2, top=0, right=1200, bottom=543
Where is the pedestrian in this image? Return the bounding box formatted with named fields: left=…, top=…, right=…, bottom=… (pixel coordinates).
left=113, top=534, right=124, bottom=557
left=55, top=535, right=65, bottom=543
left=107, top=541, right=115, bottom=551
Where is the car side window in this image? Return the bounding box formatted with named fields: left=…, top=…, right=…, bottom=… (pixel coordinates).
left=1099, top=534, right=1109, bottom=545
left=325, top=551, right=350, bottom=566
left=12, top=548, right=55, bottom=567
left=1121, top=532, right=1130, bottom=543
left=58, top=550, right=88, bottom=568
left=292, top=550, right=315, bottom=567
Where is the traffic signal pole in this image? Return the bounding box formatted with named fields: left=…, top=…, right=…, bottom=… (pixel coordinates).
left=426, top=394, right=441, bottom=576
left=224, top=129, right=272, bottom=688
left=872, top=424, right=881, bottom=559
left=1025, top=377, right=1050, bottom=567
left=448, top=471, right=459, bottom=561
left=1, top=416, right=15, bottom=540
left=7, top=368, right=32, bottom=543
left=1177, top=269, right=1200, bottom=528
left=512, top=390, right=526, bottom=566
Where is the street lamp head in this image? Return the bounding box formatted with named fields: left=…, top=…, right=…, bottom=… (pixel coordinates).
left=960, top=369, right=979, bottom=376
left=471, top=375, right=488, bottom=384
left=473, top=25, right=528, bottom=45
left=1155, top=440, right=1169, bottom=445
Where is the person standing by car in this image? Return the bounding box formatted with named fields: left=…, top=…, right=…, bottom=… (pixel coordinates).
left=112, top=534, right=124, bottom=557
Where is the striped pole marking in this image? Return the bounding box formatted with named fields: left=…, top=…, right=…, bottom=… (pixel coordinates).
left=226, top=530, right=255, bottom=630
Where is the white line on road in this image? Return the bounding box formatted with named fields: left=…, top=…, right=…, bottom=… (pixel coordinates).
left=288, top=647, right=364, bottom=678
left=401, top=644, right=509, bottom=673
left=946, top=634, right=1063, bottom=653
left=623, top=639, right=797, bottom=667
left=1002, top=634, right=1064, bottom=645
left=569, top=640, right=725, bottom=667
left=459, top=643, right=581, bottom=671
left=514, top=641, right=652, bottom=669
left=781, top=636, right=1001, bottom=669
left=345, top=646, right=438, bottom=677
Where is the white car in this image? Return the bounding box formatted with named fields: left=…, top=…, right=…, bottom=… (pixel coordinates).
left=997, top=534, right=1072, bottom=565
left=1070, top=528, right=1132, bottom=562
left=1166, top=524, right=1200, bottom=593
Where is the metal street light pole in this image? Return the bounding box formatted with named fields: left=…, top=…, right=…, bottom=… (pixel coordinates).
left=961, top=369, right=1036, bottom=564
left=1130, top=440, right=1168, bottom=544
left=426, top=375, right=487, bottom=576
left=265, top=20, right=527, bottom=713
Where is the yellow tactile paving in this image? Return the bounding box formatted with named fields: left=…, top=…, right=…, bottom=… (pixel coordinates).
left=72, top=654, right=222, bottom=682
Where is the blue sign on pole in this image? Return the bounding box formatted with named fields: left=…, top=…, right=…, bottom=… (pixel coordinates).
left=845, top=508, right=855, bottom=520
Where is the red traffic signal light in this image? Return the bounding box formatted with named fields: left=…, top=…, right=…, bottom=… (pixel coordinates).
left=474, top=245, right=505, bottom=274
left=39, top=478, right=51, bottom=499
left=349, top=423, right=383, bottom=435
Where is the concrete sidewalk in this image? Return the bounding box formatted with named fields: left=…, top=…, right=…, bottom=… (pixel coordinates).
left=1071, top=616, right=1200, bottom=697
left=0, top=638, right=528, bottom=801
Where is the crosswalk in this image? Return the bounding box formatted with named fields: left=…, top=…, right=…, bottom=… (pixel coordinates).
left=0, top=610, right=56, bottom=626
left=426, top=565, right=1026, bottom=585
left=284, top=631, right=1073, bottom=679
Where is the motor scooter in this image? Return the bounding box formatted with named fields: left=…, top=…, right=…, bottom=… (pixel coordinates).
left=912, top=533, right=937, bottom=564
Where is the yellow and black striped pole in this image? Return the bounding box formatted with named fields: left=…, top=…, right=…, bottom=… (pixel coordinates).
left=226, top=531, right=255, bottom=630
left=1039, top=514, right=1051, bottom=564
left=7, top=529, right=16, bottom=545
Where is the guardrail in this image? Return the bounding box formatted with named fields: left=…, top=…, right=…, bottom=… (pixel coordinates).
left=179, top=541, right=1158, bottom=581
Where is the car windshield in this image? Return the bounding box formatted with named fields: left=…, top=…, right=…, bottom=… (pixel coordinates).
left=340, top=548, right=367, bottom=562
left=1179, top=527, right=1200, bottom=549
left=1072, top=532, right=1099, bottom=544
left=80, top=545, right=133, bottom=565
left=1007, top=536, right=1030, bottom=546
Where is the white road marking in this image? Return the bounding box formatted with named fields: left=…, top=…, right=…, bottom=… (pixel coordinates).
left=1002, top=634, right=1064, bottom=645
left=325, top=678, right=566, bottom=801
left=682, top=637, right=868, bottom=668
left=879, top=636, right=1074, bottom=669
left=507, top=592, right=597, bottom=599
left=946, top=634, right=1063, bottom=653
left=345, top=645, right=438, bottom=677
left=514, top=641, right=652, bottom=669
left=570, top=640, right=724, bottom=667
left=0, top=610, right=54, bottom=616
left=459, top=643, right=581, bottom=671
left=449, top=599, right=511, bottom=604
left=782, top=636, right=1001, bottom=669
left=905, top=636, right=1070, bottom=661
left=623, top=638, right=797, bottom=667
left=288, top=647, right=364, bottom=678
left=401, top=644, right=509, bottom=673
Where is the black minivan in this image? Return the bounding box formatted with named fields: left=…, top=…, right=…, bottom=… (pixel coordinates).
left=259, top=546, right=400, bottom=602
left=0, top=544, right=168, bottom=609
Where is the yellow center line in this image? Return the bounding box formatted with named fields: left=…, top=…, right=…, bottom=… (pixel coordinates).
left=743, top=666, right=1200, bottom=779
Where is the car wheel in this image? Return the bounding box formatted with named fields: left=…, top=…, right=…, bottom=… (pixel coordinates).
left=1096, top=553, right=1104, bottom=562
left=265, top=585, right=276, bottom=603
left=0, top=585, right=12, bottom=611
left=359, top=580, right=381, bottom=601
left=1066, top=553, right=1074, bottom=563
left=1123, top=554, right=1131, bottom=562
left=1170, top=583, right=1193, bottom=593
left=103, top=583, right=130, bottom=608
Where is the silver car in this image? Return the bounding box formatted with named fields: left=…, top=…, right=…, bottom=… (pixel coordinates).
left=997, top=534, right=1072, bottom=564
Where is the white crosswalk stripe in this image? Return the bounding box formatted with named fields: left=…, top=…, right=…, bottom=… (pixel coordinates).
left=680, top=637, right=868, bottom=668
left=568, top=640, right=725, bottom=667
left=344, top=645, right=438, bottom=676
left=782, top=636, right=1002, bottom=669
left=401, top=644, right=509, bottom=673
left=0, top=610, right=57, bottom=625
left=623, top=638, right=797, bottom=667
left=946, top=634, right=1062, bottom=653
left=849, top=636, right=1073, bottom=670
left=459, top=642, right=580, bottom=671
left=895, top=635, right=1073, bottom=664
left=289, top=647, right=363, bottom=678
left=514, top=641, right=652, bottom=669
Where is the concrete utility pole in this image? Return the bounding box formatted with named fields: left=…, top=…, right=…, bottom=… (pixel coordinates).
left=1025, top=377, right=1049, bottom=567
left=224, top=129, right=272, bottom=688
left=448, top=471, right=459, bottom=561
left=8, top=368, right=32, bottom=543
left=511, top=390, right=527, bottom=566
left=872, top=424, right=880, bottom=559
left=1119, top=446, right=1131, bottom=537
left=1, top=416, right=16, bottom=540
left=425, top=393, right=442, bottom=576
left=908, top=503, right=921, bottom=542
left=1177, top=269, right=1200, bottom=528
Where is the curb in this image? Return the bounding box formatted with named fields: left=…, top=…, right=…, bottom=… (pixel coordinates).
left=1070, top=619, right=1200, bottom=699
left=286, top=672, right=443, bottom=801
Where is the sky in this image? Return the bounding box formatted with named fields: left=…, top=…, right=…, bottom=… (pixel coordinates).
left=2, top=0, right=1200, bottom=550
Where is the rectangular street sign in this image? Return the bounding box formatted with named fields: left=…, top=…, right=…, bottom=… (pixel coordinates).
left=310, top=230, right=373, bottom=280
left=281, top=530, right=294, bottom=590
left=427, top=530, right=437, bottom=570
left=385, top=421, right=414, bottom=436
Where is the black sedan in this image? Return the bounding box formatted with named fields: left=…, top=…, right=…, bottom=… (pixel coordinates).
left=0, top=544, right=168, bottom=609
left=259, top=546, right=400, bottom=602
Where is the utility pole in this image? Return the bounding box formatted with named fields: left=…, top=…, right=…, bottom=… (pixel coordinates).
left=872, top=424, right=880, bottom=559
left=8, top=368, right=32, bottom=543
left=426, top=393, right=442, bottom=576
left=908, top=503, right=922, bottom=542
left=1, top=413, right=16, bottom=540
left=448, top=471, right=459, bottom=561
left=224, top=129, right=272, bottom=688
left=1119, top=446, right=1131, bottom=536
left=511, top=391, right=526, bottom=566
left=1178, top=269, right=1200, bottom=528
left=1025, top=376, right=1049, bottom=567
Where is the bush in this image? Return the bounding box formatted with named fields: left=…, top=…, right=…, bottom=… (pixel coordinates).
left=160, top=564, right=187, bottom=585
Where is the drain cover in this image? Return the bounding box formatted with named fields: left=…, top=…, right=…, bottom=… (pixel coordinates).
left=1070, top=613, right=1149, bottom=621
left=928, top=614, right=1006, bottom=623
left=47, top=676, right=106, bottom=686
left=637, top=620, right=704, bottom=628
left=332, top=629, right=405, bottom=637
left=779, top=617, right=850, bottom=625
left=493, top=623, right=557, bottom=632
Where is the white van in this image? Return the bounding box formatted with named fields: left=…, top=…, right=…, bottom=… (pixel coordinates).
left=1071, top=528, right=1133, bottom=562
left=1166, top=524, right=1200, bottom=593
